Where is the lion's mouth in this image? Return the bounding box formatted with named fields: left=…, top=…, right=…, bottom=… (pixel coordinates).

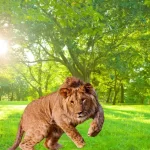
left=77, top=113, right=87, bottom=119
left=78, top=115, right=84, bottom=118
left=77, top=115, right=87, bottom=123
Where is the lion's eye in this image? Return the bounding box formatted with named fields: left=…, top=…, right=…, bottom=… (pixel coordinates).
left=70, top=100, right=74, bottom=104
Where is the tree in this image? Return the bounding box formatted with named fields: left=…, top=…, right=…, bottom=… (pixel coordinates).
left=0, top=0, right=149, bottom=103
left=0, top=64, right=29, bottom=101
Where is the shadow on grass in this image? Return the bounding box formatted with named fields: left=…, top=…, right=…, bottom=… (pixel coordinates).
left=102, top=107, right=150, bottom=150
left=104, top=107, right=150, bottom=120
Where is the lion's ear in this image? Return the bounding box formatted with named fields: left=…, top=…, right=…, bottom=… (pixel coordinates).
left=84, top=83, right=93, bottom=94
left=59, top=88, right=72, bottom=98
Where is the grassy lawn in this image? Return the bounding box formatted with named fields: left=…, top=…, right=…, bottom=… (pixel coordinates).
left=0, top=101, right=150, bottom=150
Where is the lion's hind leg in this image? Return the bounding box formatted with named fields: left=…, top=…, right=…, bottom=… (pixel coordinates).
left=19, top=129, right=45, bottom=150
left=45, top=138, right=62, bottom=150
left=19, top=138, right=35, bottom=150
left=44, top=126, right=63, bottom=150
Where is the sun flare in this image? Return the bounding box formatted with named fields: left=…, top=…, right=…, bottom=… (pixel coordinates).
left=0, top=40, right=8, bottom=55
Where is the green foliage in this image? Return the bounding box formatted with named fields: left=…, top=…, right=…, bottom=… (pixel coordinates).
left=0, top=102, right=150, bottom=149
left=0, top=0, right=149, bottom=104
left=0, top=66, right=29, bottom=101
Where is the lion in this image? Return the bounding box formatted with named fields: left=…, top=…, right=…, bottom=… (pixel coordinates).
left=9, top=77, right=104, bottom=150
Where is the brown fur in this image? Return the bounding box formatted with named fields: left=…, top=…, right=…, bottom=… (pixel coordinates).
left=9, top=77, right=104, bottom=150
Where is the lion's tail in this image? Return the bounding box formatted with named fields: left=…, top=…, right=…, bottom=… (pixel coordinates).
left=8, top=120, right=24, bottom=150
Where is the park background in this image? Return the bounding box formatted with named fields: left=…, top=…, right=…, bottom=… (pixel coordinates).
left=0, top=0, right=150, bottom=149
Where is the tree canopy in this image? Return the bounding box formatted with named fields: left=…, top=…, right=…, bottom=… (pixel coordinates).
left=0, top=0, right=149, bottom=104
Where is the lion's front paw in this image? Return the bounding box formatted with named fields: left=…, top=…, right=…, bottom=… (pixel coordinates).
left=88, top=122, right=100, bottom=137
left=75, top=138, right=85, bottom=148
left=76, top=141, right=85, bottom=148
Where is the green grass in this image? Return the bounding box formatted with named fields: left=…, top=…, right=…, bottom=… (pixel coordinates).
left=0, top=101, right=150, bottom=150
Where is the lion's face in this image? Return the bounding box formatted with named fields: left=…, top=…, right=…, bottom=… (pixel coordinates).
left=60, top=83, right=97, bottom=123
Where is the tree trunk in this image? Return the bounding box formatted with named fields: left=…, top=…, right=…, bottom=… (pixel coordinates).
left=45, top=74, right=50, bottom=93
left=16, top=88, right=21, bottom=101
left=113, top=90, right=119, bottom=105
left=10, top=91, right=14, bottom=101
left=140, top=96, right=144, bottom=104
left=70, top=68, right=91, bottom=82
left=106, top=88, right=112, bottom=103
left=8, top=93, right=10, bottom=101
left=120, top=83, right=124, bottom=103
left=113, top=71, right=118, bottom=105
left=38, top=87, right=43, bottom=97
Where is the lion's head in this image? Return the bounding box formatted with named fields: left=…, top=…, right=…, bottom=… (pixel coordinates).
left=59, top=77, right=98, bottom=123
